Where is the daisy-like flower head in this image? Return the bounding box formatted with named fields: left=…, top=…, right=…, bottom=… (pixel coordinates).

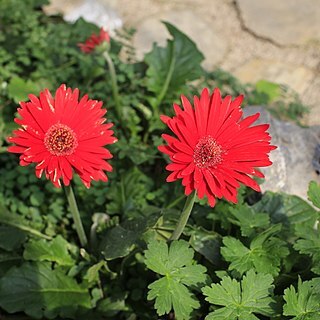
left=158, top=88, right=276, bottom=207
left=78, top=27, right=110, bottom=53
left=8, top=84, right=117, bottom=188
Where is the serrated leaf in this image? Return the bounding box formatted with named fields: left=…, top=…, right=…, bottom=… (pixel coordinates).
left=0, top=262, right=91, bottom=319
left=145, top=240, right=206, bottom=319
left=294, top=224, right=320, bottom=275
left=308, top=181, right=320, bottom=209
left=23, top=236, right=75, bottom=266
left=283, top=278, right=320, bottom=319
left=228, top=204, right=270, bottom=237
left=144, top=22, right=204, bottom=107
left=221, top=225, right=289, bottom=276
left=148, top=277, right=199, bottom=320
left=202, top=270, right=276, bottom=320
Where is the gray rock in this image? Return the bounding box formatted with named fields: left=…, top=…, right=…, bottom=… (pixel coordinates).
left=237, top=0, right=320, bottom=46
left=243, top=106, right=320, bottom=200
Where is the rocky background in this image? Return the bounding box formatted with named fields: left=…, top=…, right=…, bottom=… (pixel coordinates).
left=45, top=0, right=320, bottom=200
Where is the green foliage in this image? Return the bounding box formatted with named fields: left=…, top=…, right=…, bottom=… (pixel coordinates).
left=0, top=262, right=91, bottom=319
left=221, top=225, right=289, bottom=277
left=23, top=236, right=75, bottom=266
left=294, top=224, right=320, bottom=275
left=145, top=240, right=207, bottom=319
left=308, top=181, right=320, bottom=209
left=202, top=269, right=276, bottom=319
left=0, top=1, right=317, bottom=319
left=283, top=278, right=320, bottom=319
left=145, top=22, right=204, bottom=109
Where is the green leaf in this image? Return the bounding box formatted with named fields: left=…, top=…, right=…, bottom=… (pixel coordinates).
left=8, top=76, right=40, bottom=103
left=255, top=80, right=281, bottom=102
left=221, top=225, right=289, bottom=276
left=148, top=277, right=199, bottom=320
left=0, top=226, right=27, bottom=251
left=189, top=228, right=221, bottom=265
left=0, top=203, right=51, bottom=240
left=253, top=192, right=318, bottom=234
left=0, top=262, right=91, bottom=319
left=145, top=240, right=206, bottom=319
left=100, top=212, right=160, bottom=260
left=228, top=204, right=270, bottom=237
left=308, top=181, right=320, bottom=209
left=294, top=224, right=320, bottom=275
left=144, top=22, right=204, bottom=107
left=202, top=269, right=276, bottom=320
left=283, top=278, right=320, bottom=319
left=0, top=251, right=21, bottom=277
left=23, top=236, right=75, bottom=266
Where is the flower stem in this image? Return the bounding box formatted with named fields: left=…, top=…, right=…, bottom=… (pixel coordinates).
left=65, top=184, right=88, bottom=247
left=102, top=51, right=122, bottom=124
left=170, top=191, right=196, bottom=241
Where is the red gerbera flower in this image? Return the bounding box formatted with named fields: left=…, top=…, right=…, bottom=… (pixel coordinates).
left=8, top=84, right=117, bottom=188
left=158, top=88, right=276, bottom=207
left=78, top=27, right=110, bottom=53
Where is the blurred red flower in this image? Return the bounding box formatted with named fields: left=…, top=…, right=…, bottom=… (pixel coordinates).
left=158, top=88, right=276, bottom=207
left=78, top=27, right=110, bottom=53
left=8, top=84, right=117, bottom=188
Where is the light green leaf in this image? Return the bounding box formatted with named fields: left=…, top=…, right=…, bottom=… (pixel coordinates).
left=8, top=76, right=40, bottom=103
left=145, top=22, right=204, bottom=108
left=221, top=225, right=289, bottom=276
left=283, top=278, right=320, bottom=319
left=23, top=236, right=75, bottom=266
left=203, top=270, right=276, bottom=320
left=308, top=181, right=320, bottom=209
left=255, top=80, right=281, bottom=102
left=228, top=204, right=270, bottom=237
left=0, top=262, right=91, bottom=319
left=148, top=277, right=199, bottom=320
left=145, top=240, right=206, bottom=319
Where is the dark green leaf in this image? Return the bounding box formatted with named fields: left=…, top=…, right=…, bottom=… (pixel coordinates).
left=0, top=262, right=91, bottom=319
left=144, top=22, right=204, bottom=107
left=0, top=226, right=27, bottom=251
left=100, top=212, right=160, bottom=260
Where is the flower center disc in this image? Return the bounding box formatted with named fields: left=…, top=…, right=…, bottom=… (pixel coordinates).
left=193, top=136, right=223, bottom=168
left=44, top=123, right=78, bottom=156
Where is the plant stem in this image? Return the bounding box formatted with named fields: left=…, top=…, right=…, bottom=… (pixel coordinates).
left=65, top=184, right=88, bottom=247
left=170, top=191, right=196, bottom=241
left=102, top=51, right=122, bottom=124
